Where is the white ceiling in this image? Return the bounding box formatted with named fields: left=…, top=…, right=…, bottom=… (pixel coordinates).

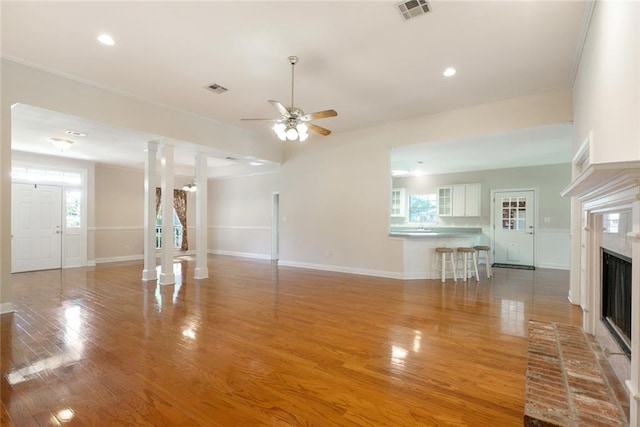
left=2, top=1, right=587, bottom=175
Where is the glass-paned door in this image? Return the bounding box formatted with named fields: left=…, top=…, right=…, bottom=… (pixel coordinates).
left=493, top=190, right=535, bottom=267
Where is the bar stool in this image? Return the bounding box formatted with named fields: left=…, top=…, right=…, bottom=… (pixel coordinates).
left=456, top=247, right=479, bottom=282
left=474, top=245, right=492, bottom=279
left=434, top=247, right=457, bottom=283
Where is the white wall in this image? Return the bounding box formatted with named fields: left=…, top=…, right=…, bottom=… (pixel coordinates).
left=94, top=164, right=198, bottom=263
left=572, top=1, right=640, bottom=163
left=208, top=172, right=278, bottom=259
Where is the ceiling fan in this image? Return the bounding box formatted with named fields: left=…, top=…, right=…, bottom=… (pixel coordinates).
left=242, top=56, right=337, bottom=142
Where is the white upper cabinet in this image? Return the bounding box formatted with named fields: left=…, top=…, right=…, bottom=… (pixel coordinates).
left=463, top=183, right=481, bottom=217
left=391, top=188, right=406, bottom=217
left=437, top=186, right=452, bottom=217
left=439, top=183, right=481, bottom=217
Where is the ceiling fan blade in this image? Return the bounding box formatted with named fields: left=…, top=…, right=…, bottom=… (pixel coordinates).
left=241, top=118, right=279, bottom=121
left=268, top=100, right=291, bottom=117
left=300, top=109, right=337, bottom=121
left=307, top=123, right=332, bottom=136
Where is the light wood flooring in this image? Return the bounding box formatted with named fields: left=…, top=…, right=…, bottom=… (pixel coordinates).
left=1, top=256, right=582, bottom=426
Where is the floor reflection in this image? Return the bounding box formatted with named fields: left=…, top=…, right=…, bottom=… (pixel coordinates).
left=6, top=302, right=84, bottom=386
left=389, top=327, right=424, bottom=370
left=500, top=299, right=526, bottom=337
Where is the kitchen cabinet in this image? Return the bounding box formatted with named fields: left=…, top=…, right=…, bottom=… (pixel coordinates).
left=391, top=188, right=406, bottom=217
left=438, top=183, right=481, bottom=217
left=437, top=187, right=452, bottom=216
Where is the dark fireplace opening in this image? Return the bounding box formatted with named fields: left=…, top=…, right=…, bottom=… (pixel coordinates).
left=601, top=248, right=632, bottom=358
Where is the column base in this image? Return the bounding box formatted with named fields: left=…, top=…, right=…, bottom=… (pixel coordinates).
left=141, top=269, right=157, bottom=281
left=159, top=272, right=175, bottom=285
left=194, top=267, right=209, bottom=279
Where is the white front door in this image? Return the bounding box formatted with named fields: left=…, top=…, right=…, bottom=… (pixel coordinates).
left=12, top=183, right=63, bottom=272
left=493, top=190, right=535, bottom=267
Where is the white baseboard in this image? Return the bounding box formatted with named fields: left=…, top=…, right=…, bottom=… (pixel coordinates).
left=0, top=302, right=15, bottom=315
left=87, top=260, right=97, bottom=267
left=96, top=250, right=197, bottom=265
left=208, top=249, right=271, bottom=260
left=95, top=254, right=143, bottom=264
left=536, top=263, right=570, bottom=270
left=277, top=259, right=405, bottom=280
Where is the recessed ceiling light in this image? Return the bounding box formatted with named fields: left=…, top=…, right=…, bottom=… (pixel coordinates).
left=249, top=161, right=264, bottom=166
left=443, top=67, right=457, bottom=77
left=97, top=34, right=115, bottom=46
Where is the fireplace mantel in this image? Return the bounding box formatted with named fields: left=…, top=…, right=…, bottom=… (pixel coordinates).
left=561, top=161, right=640, bottom=206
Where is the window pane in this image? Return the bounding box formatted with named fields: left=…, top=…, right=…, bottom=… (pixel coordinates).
left=409, top=194, right=437, bottom=223
left=66, top=190, right=82, bottom=228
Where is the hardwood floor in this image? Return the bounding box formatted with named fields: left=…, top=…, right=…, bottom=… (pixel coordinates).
left=1, top=256, right=582, bottom=426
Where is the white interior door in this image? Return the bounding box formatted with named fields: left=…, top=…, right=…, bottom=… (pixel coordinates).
left=493, top=190, right=535, bottom=267
left=12, top=183, right=63, bottom=273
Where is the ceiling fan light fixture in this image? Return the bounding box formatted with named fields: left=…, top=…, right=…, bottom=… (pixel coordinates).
left=242, top=56, right=337, bottom=141
left=296, top=122, right=308, bottom=134
left=273, top=123, right=287, bottom=141
left=285, top=126, right=298, bottom=141
left=182, top=179, right=197, bottom=192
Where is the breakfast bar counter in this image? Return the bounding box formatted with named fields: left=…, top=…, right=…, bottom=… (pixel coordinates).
left=389, top=227, right=486, bottom=280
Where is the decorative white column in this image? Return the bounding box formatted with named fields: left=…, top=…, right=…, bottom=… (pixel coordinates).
left=142, top=141, right=159, bottom=281
left=159, top=144, right=175, bottom=285
left=194, top=152, right=209, bottom=279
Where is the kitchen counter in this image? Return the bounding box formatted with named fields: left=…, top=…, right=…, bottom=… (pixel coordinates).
left=389, top=227, right=482, bottom=237
left=389, top=227, right=487, bottom=279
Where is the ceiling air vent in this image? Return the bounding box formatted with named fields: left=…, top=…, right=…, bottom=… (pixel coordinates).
left=395, top=0, right=431, bottom=21
left=206, top=83, right=228, bottom=94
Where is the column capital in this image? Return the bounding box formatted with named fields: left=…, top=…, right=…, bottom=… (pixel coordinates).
left=145, top=140, right=160, bottom=151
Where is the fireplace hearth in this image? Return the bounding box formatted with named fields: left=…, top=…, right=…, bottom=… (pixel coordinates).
left=601, top=248, right=632, bottom=358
